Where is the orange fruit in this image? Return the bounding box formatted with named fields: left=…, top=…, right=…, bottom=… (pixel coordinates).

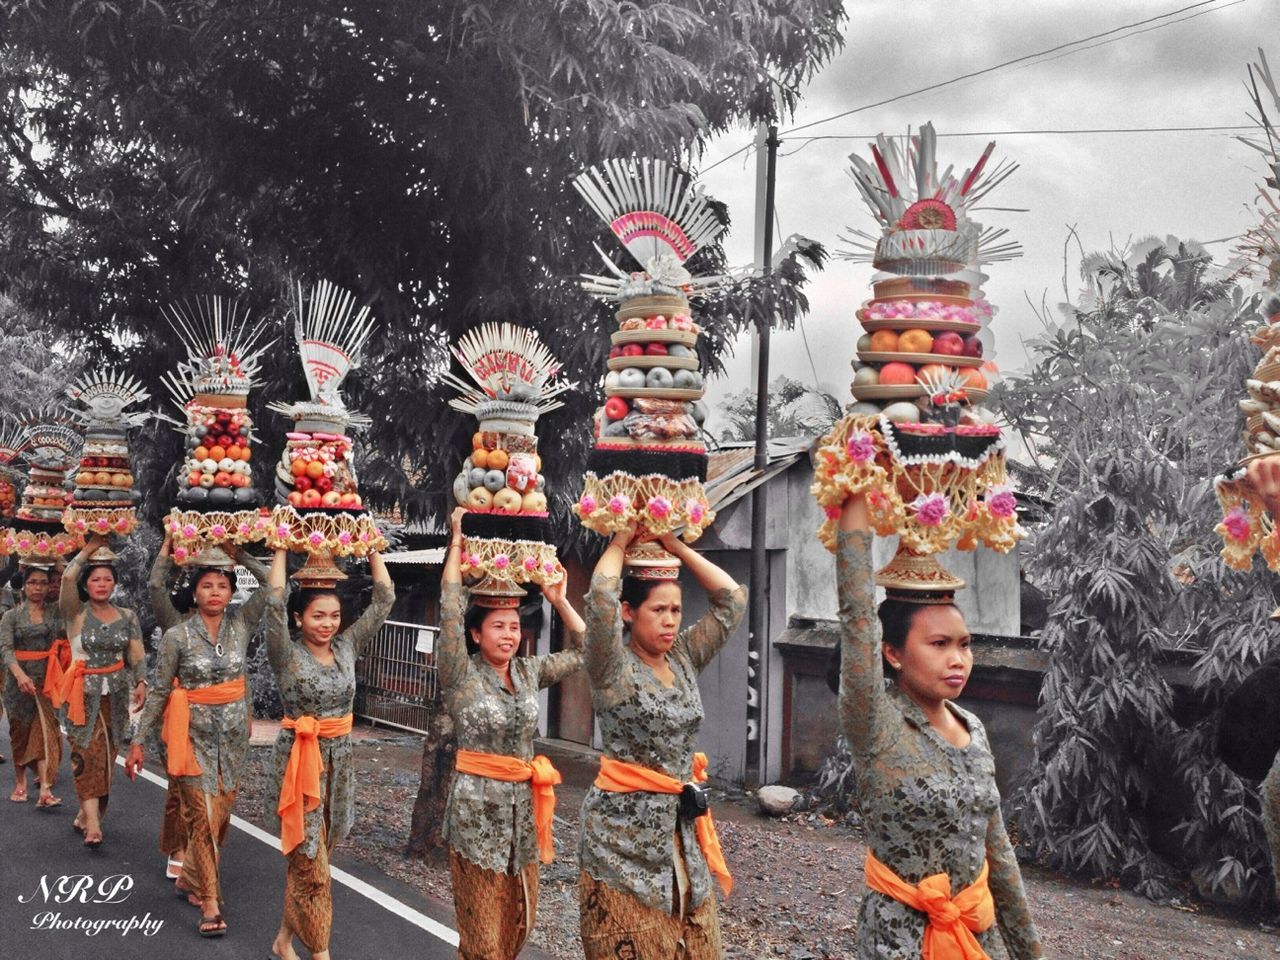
left=533, top=454, right=542, bottom=472
left=225, top=445, right=242, bottom=461
left=291, top=459, right=308, bottom=477
left=238, top=447, right=252, bottom=462
left=878, top=362, right=918, bottom=386
left=471, top=448, right=489, bottom=469
left=194, top=445, right=210, bottom=462
left=962, top=369, right=988, bottom=389
left=487, top=448, right=509, bottom=470
left=897, top=329, right=934, bottom=353
left=868, top=329, right=900, bottom=352
left=208, top=445, right=226, bottom=461
left=305, top=460, right=326, bottom=480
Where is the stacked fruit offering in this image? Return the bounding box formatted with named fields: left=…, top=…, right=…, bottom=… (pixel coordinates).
left=0, top=422, right=28, bottom=526
left=4, top=417, right=83, bottom=562
left=447, top=322, right=564, bottom=585
left=570, top=158, right=723, bottom=543
left=63, top=370, right=149, bottom=539
left=278, top=431, right=363, bottom=511
left=161, top=298, right=274, bottom=561
left=266, top=279, right=385, bottom=559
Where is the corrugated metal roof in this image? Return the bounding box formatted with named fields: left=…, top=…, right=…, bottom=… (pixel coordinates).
left=704, top=436, right=812, bottom=511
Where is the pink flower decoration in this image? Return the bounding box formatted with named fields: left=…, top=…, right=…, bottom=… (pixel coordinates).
left=494, top=554, right=510, bottom=570
left=94, top=518, right=109, bottom=532
left=308, top=532, right=325, bottom=546
left=523, top=556, right=538, bottom=571
left=647, top=496, right=672, bottom=519
left=210, top=524, right=227, bottom=538
left=543, top=561, right=557, bottom=573
left=338, top=531, right=353, bottom=545
left=358, top=532, right=370, bottom=542
left=608, top=495, right=631, bottom=515
left=182, top=524, right=198, bottom=538
left=168, top=520, right=181, bottom=533
left=17, top=538, right=31, bottom=550
left=465, top=554, right=480, bottom=568
left=1223, top=507, right=1252, bottom=542
left=825, top=505, right=842, bottom=520
left=986, top=487, right=1017, bottom=519
left=238, top=523, right=251, bottom=536
left=846, top=430, right=876, bottom=463
left=578, top=495, right=597, bottom=514
left=912, top=493, right=950, bottom=527
left=276, top=524, right=291, bottom=538
left=73, top=519, right=87, bottom=532
left=174, top=546, right=189, bottom=561
left=687, top=499, right=705, bottom=524
left=114, top=518, right=130, bottom=532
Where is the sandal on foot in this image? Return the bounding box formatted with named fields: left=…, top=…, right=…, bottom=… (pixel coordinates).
left=83, top=830, right=103, bottom=848
left=36, top=793, right=61, bottom=809
left=9, top=786, right=28, bottom=802
left=198, top=915, right=227, bottom=938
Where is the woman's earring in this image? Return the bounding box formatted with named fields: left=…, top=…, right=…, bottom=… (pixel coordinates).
left=889, top=661, right=901, bottom=670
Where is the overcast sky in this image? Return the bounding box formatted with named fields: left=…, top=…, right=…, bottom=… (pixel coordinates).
left=699, top=0, right=1280, bottom=423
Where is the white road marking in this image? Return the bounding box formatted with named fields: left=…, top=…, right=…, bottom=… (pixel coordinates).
left=121, top=760, right=461, bottom=947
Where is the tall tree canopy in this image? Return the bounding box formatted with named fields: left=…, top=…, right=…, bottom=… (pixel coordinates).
left=0, top=0, right=843, bottom=528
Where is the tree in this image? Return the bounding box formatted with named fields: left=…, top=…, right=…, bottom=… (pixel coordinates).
left=0, top=1, right=846, bottom=856
left=716, top=374, right=842, bottom=441
left=1001, top=238, right=1277, bottom=904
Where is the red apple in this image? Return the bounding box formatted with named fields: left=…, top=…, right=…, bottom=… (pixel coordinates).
left=603, top=397, right=629, bottom=421
left=314, top=476, right=334, bottom=493
left=294, top=475, right=312, bottom=492
left=644, top=343, right=669, bottom=356
left=961, top=335, right=984, bottom=358
left=338, top=493, right=358, bottom=508
left=287, top=491, right=304, bottom=507
left=321, top=491, right=342, bottom=507
left=931, top=331, right=965, bottom=356
left=621, top=344, right=644, bottom=357
left=349, top=494, right=363, bottom=508
left=608, top=346, right=623, bottom=359
left=301, top=489, right=323, bottom=508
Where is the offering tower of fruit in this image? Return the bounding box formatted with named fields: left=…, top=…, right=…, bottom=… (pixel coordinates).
left=569, top=158, right=721, bottom=547
left=162, top=298, right=275, bottom=561
left=267, top=279, right=386, bottom=560
left=62, top=369, right=149, bottom=540
left=4, top=411, right=83, bottom=562
left=811, top=123, right=1023, bottom=570
left=0, top=421, right=29, bottom=529
left=446, top=322, right=567, bottom=585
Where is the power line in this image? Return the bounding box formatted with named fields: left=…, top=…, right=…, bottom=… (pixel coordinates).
left=781, top=0, right=1243, bottom=137
left=782, top=123, right=1256, bottom=143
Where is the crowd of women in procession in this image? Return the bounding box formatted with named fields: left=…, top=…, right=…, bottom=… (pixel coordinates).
left=0, top=477, right=1089, bottom=960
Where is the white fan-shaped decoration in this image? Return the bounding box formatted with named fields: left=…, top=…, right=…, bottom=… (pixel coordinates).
left=572, top=158, right=730, bottom=295
left=292, top=279, right=377, bottom=405
left=18, top=410, right=81, bottom=463
left=161, top=297, right=275, bottom=405
left=68, top=369, right=150, bottom=408
left=444, top=323, right=569, bottom=417
left=839, top=122, right=1023, bottom=266
left=0, top=421, right=30, bottom=465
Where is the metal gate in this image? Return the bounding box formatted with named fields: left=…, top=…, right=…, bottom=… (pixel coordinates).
left=354, top=619, right=439, bottom=734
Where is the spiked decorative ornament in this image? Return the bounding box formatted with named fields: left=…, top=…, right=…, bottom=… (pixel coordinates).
left=572, top=158, right=729, bottom=300
left=448, top=324, right=565, bottom=587
left=162, top=297, right=274, bottom=558
left=0, top=421, right=29, bottom=523
left=268, top=279, right=385, bottom=558
left=63, top=368, right=150, bottom=539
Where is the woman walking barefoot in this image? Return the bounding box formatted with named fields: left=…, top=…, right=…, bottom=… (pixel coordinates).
left=834, top=491, right=1043, bottom=959
left=440, top=507, right=586, bottom=959
left=577, top=525, right=746, bottom=960
left=260, top=548, right=394, bottom=960
left=126, top=543, right=272, bottom=938
left=55, top=536, right=147, bottom=848
left=0, top=562, right=66, bottom=808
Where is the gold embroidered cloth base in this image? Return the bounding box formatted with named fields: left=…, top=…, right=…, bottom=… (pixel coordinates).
left=267, top=505, right=388, bottom=557
left=460, top=536, right=564, bottom=586
left=166, top=508, right=272, bottom=561
left=810, top=414, right=1020, bottom=556
left=574, top=471, right=714, bottom=542
left=64, top=506, right=138, bottom=538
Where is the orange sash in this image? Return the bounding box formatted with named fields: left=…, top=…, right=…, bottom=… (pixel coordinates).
left=455, top=748, right=563, bottom=864
left=864, top=850, right=995, bottom=960
left=15, top=637, right=71, bottom=700
left=594, top=753, right=732, bottom=896
left=277, top=713, right=354, bottom=855
left=161, top=676, right=248, bottom=779
left=55, top=658, right=124, bottom=725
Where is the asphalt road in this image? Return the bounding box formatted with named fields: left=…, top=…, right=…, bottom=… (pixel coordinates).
left=0, top=713, right=539, bottom=959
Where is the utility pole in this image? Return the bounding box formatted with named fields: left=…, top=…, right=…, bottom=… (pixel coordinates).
left=745, top=121, right=778, bottom=787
